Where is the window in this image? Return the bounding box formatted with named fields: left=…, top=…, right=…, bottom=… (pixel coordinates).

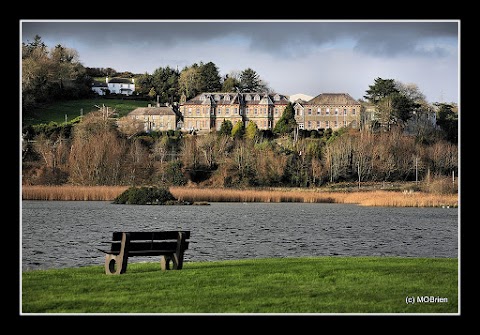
left=308, top=108, right=312, bottom=115
left=226, top=108, right=230, bottom=115
left=299, top=109, right=303, bottom=116
left=326, top=108, right=330, bottom=115
left=325, top=121, right=329, bottom=128
left=210, top=108, right=214, bottom=116
left=188, top=108, right=192, bottom=116
left=335, top=108, right=338, bottom=115
left=275, top=108, right=279, bottom=116
left=254, top=94, right=260, bottom=101
left=274, top=94, right=280, bottom=101
left=245, top=94, right=251, bottom=101
left=224, top=94, right=230, bottom=101
left=217, top=108, right=222, bottom=115
left=196, top=108, right=200, bottom=115
left=352, top=108, right=356, bottom=115
left=246, top=108, right=249, bottom=115
left=317, top=121, right=321, bottom=128
left=344, top=108, right=347, bottom=115
left=299, top=123, right=304, bottom=130
left=343, top=120, right=347, bottom=127
left=254, top=108, right=258, bottom=115
left=317, top=108, right=321, bottom=115
left=307, top=121, right=312, bottom=128
left=234, top=108, right=238, bottom=114
left=334, top=121, right=338, bottom=127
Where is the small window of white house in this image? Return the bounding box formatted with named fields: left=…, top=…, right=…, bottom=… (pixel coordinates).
left=299, top=123, right=304, bottom=130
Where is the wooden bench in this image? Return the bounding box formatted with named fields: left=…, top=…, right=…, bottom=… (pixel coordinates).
left=98, top=231, right=190, bottom=275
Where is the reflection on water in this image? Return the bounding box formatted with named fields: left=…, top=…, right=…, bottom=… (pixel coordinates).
left=21, top=201, right=458, bottom=271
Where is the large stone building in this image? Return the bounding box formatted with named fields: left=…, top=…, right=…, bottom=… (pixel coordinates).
left=180, top=91, right=362, bottom=132
left=126, top=104, right=179, bottom=132
left=293, top=93, right=361, bottom=131
left=180, top=92, right=290, bottom=132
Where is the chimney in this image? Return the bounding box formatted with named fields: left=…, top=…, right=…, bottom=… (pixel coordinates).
left=106, top=76, right=109, bottom=84
left=157, top=95, right=160, bottom=107
left=132, top=78, right=135, bottom=84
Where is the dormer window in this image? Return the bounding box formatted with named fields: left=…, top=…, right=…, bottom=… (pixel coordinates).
left=224, top=94, right=230, bottom=101
left=254, top=94, right=260, bottom=101
left=274, top=94, right=280, bottom=101
left=214, top=94, right=220, bottom=101
left=245, top=94, right=251, bottom=101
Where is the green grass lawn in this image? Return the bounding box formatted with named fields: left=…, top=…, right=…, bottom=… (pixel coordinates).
left=21, top=257, right=458, bottom=314
left=23, top=98, right=151, bottom=126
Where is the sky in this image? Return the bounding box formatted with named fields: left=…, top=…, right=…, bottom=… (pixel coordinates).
left=21, top=20, right=459, bottom=104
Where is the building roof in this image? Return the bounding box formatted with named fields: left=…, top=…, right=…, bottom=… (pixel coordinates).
left=182, top=92, right=289, bottom=106
left=108, top=78, right=133, bottom=84
left=307, top=93, right=360, bottom=105
left=128, top=106, right=176, bottom=116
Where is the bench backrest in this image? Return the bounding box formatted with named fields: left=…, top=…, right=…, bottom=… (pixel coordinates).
left=109, top=231, right=190, bottom=255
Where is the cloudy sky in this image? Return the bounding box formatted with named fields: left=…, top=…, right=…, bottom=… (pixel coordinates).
left=21, top=20, right=459, bottom=104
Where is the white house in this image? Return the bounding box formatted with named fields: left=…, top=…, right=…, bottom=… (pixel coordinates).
left=92, top=77, right=136, bottom=96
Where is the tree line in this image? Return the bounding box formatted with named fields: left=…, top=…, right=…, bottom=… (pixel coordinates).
left=22, top=36, right=272, bottom=114
left=22, top=105, right=457, bottom=190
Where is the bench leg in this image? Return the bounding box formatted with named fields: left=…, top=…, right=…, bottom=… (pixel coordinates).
left=105, top=233, right=130, bottom=275
left=160, top=255, right=173, bottom=271
left=105, top=254, right=128, bottom=275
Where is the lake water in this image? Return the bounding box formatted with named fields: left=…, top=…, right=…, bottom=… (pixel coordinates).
left=21, top=201, right=459, bottom=271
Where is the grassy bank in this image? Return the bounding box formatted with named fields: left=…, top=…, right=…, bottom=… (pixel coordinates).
left=23, top=98, right=149, bottom=126
left=21, top=185, right=459, bottom=207
left=21, top=257, right=458, bottom=314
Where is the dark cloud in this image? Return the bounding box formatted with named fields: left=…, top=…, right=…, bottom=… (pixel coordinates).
left=22, top=20, right=458, bottom=58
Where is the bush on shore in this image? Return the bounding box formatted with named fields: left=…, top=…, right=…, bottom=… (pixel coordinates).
left=112, top=186, right=178, bottom=205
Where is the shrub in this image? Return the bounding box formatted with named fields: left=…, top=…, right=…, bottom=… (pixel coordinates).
left=113, top=186, right=177, bottom=204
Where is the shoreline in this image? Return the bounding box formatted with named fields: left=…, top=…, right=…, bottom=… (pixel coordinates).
left=21, top=185, right=459, bottom=207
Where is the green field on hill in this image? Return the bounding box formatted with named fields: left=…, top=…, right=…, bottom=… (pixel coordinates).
left=21, top=257, right=458, bottom=314
left=23, top=98, right=151, bottom=126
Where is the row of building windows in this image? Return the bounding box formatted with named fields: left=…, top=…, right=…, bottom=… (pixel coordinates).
left=296, top=108, right=356, bottom=116
left=186, top=107, right=283, bottom=116
left=298, top=120, right=357, bottom=129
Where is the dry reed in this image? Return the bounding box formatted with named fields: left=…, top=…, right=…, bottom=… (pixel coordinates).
left=21, top=185, right=458, bottom=207
left=21, top=185, right=129, bottom=201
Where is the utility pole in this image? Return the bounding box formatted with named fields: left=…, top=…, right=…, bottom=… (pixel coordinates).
left=357, top=161, right=360, bottom=189
left=415, top=157, right=418, bottom=184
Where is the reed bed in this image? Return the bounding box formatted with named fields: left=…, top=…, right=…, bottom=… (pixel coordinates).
left=21, top=185, right=458, bottom=207
left=170, top=187, right=458, bottom=208
left=21, top=185, right=129, bottom=201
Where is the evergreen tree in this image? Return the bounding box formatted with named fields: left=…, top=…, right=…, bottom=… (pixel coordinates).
left=273, top=102, right=297, bottom=135
left=200, top=62, right=222, bottom=92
